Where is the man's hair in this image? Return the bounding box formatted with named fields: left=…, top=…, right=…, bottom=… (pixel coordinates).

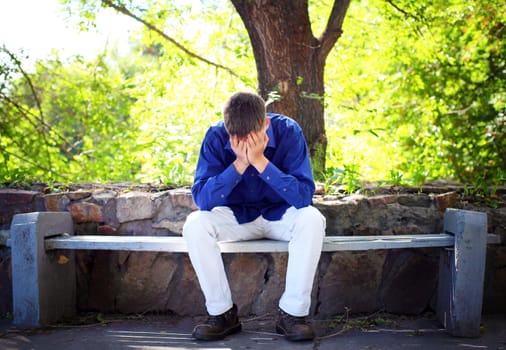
left=223, top=92, right=266, bottom=137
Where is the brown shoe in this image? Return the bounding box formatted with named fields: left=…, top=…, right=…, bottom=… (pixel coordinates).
left=276, top=309, right=315, bottom=341
left=192, top=304, right=241, bottom=341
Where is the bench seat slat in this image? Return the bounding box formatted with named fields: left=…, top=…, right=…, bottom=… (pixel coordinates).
left=44, top=234, right=457, bottom=253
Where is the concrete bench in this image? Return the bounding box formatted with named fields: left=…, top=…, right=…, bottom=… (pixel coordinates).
left=8, top=208, right=500, bottom=337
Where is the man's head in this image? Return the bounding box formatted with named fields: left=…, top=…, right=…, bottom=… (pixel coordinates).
left=223, top=92, right=266, bottom=138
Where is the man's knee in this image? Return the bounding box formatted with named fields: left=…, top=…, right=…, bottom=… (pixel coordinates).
left=290, top=206, right=326, bottom=243
left=183, top=210, right=213, bottom=241
left=299, top=206, right=326, bottom=232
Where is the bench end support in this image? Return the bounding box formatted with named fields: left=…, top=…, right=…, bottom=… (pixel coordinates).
left=11, top=212, right=76, bottom=328
left=437, top=208, right=488, bottom=337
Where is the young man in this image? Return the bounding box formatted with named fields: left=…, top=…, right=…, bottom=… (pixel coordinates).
left=183, top=92, right=326, bottom=342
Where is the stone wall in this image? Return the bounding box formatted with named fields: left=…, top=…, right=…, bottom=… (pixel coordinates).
left=0, top=186, right=505, bottom=318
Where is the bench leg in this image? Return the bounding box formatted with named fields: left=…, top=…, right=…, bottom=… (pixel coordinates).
left=437, top=208, right=488, bottom=337
left=11, top=212, right=76, bottom=327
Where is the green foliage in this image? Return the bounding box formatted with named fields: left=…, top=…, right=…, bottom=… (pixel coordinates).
left=325, top=0, right=506, bottom=191
left=1, top=1, right=255, bottom=184
left=1, top=0, right=505, bottom=191
left=0, top=312, right=13, bottom=320
left=325, top=163, right=363, bottom=195
left=1, top=48, right=140, bottom=182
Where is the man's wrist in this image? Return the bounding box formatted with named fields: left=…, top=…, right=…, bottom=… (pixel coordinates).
left=252, top=156, right=269, bottom=173
left=233, top=159, right=249, bottom=174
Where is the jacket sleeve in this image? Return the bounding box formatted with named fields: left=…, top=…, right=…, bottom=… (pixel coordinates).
left=257, top=127, right=315, bottom=208
left=191, top=128, right=242, bottom=210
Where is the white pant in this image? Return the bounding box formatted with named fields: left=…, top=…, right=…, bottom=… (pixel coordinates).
left=182, top=206, right=326, bottom=317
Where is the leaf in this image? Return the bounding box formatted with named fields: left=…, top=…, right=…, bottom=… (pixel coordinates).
left=57, top=255, right=70, bottom=264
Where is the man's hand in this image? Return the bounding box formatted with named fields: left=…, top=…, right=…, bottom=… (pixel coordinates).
left=230, top=135, right=249, bottom=174
left=247, top=131, right=269, bottom=173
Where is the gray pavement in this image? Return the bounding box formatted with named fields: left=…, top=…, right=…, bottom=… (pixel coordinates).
left=1, top=313, right=505, bottom=350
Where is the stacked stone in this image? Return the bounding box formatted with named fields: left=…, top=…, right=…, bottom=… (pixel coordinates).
left=0, top=187, right=505, bottom=318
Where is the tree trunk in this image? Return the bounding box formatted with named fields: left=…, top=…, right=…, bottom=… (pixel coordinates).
left=230, top=0, right=350, bottom=179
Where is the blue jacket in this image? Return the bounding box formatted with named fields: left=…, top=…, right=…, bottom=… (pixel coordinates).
left=192, top=113, right=315, bottom=224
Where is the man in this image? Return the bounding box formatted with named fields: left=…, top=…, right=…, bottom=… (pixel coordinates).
left=183, top=92, right=325, bottom=342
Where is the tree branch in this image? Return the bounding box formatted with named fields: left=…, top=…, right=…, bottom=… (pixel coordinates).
left=0, top=93, right=80, bottom=160
left=384, top=0, right=421, bottom=22
left=2, top=48, right=53, bottom=169
left=383, top=0, right=427, bottom=36
left=318, top=0, right=351, bottom=63
left=101, top=0, right=241, bottom=78
left=0, top=145, right=57, bottom=174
